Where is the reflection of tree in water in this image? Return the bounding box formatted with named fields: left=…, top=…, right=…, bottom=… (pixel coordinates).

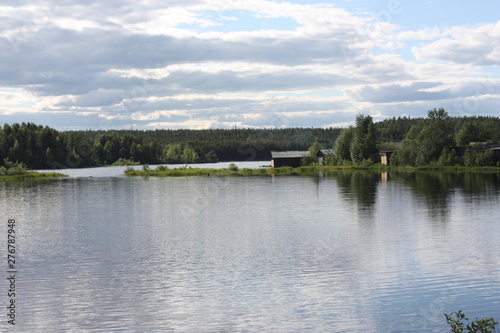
left=0, top=179, right=59, bottom=197
left=332, top=171, right=380, bottom=218
left=390, top=171, right=500, bottom=223
left=392, top=172, right=456, bottom=223
left=459, top=172, right=500, bottom=198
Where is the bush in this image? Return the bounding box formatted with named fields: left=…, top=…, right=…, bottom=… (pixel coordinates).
left=323, top=153, right=338, bottom=165
left=155, top=165, right=169, bottom=171
left=1, top=158, right=28, bottom=175
left=227, top=163, right=238, bottom=171
left=360, top=159, right=374, bottom=167
left=464, top=150, right=496, bottom=167
left=300, top=154, right=317, bottom=166
left=445, top=310, right=498, bottom=333
left=112, top=158, right=139, bottom=166
left=142, top=164, right=150, bottom=172
left=438, top=147, right=459, bottom=166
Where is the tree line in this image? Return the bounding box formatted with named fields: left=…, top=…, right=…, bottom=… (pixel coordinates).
left=1, top=111, right=500, bottom=170
left=0, top=123, right=341, bottom=169
left=319, top=109, right=500, bottom=167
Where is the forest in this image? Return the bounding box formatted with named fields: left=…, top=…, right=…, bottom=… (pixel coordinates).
left=0, top=123, right=341, bottom=169
left=1, top=109, right=500, bottom=170
left=323, top=109, right=500, bottom=167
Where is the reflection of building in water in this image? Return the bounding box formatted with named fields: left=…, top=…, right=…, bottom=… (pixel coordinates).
left=381, top=172, right=389, bottom=182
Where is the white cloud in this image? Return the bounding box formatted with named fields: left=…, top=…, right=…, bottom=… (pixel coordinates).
left=0, top=1, right=498, bottom=130
left=412, top=22, right=500, bottom=66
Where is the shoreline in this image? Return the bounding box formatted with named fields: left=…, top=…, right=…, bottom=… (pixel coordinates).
left=0, top=172, right=68, bottom=180
left=124, top=164, right=500, bottom=177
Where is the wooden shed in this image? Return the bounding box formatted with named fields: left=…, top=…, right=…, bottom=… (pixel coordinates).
left=271, top=151, right=309, bottom=168
left=316, top=149, right=334, bottom=164
left=452, top=143, right=500, bottom=162
left=379, top=149, right=397, bottom=165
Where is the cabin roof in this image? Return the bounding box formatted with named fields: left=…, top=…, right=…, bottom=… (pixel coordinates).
left=271, top=151, right=309, bottom=159
left=379, top=149, right=397, bottom=153
left=316, top=149, right=334, bottom=156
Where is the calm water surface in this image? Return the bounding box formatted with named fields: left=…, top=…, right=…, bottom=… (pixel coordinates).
left=1, top=171, right=499, bottom=332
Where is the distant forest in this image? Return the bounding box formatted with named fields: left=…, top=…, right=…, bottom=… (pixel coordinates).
left=1, top=112, right=500, bottom=169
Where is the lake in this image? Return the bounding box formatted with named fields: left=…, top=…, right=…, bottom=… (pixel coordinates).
left=1, top=169, right=499, bottom=332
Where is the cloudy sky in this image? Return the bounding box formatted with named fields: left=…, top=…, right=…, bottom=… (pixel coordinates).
left=1, top=0, right=499, bottom=130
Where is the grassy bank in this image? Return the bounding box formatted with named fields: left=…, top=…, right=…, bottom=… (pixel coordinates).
left=124, top=164, right=389, bottom=177
left=0, top=160, right=67, bottom=179
left=124, top=163, right=500, bottom=177
left=0, top=172, right=67, bottom=180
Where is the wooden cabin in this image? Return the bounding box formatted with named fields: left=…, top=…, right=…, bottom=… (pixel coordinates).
left=316, top=149, right=334, bottom=165
left=271, top=151, right=309, bottom=168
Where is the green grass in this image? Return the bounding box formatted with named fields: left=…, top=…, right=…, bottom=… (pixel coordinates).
left=124, top=164, right=390, bottom=177
left=0, top=171, right=67, bottom=180
left=124, top=163, right=500, bottom=178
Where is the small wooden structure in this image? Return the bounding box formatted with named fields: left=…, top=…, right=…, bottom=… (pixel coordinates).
left=379, top=149, right=397, bottom=165
left=271, top=151, right=309, bottom=168
left=492, top=147, right=500, bottom=161
left=316, top=149, right=334, bottom=164
left=452, top=143, right=500, bottom=161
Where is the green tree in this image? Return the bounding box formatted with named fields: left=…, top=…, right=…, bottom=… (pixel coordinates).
left=103, top=138, right=120, bottom=164
left=308, top=138, right=323, bottom=156
left=8, top=139, right=21, bottom=163
left=92, top=142, right=106, bottom=165
left=456, top=122, right=481, bottom=146
left=182, top=145, right=198, bottom=163
left=438, top=147, right=459, bottom=166
left=350, top=114, right=377, bottom=164
left=301, top=139, right=323, bottom=166
left=455, top=121, right=493, bottom=146
left=45, top=147, right=55, bottom=166
left=163, top=144, right=183, bottom=163
left=391, top=108, right=454, bottom=166
left=332, top=126, right=354, bottom=165
left=464, top=149, right=496, bottom=167
left=205, top=150, right=218, bottom=163
left=130, top=143, right=143, bottom=163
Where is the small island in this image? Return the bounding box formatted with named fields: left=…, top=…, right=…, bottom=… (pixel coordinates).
left=0, top=159, right=66, bottom=179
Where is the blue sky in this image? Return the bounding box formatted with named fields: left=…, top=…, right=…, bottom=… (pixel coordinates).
left=0, top=0, right=499, bottom=130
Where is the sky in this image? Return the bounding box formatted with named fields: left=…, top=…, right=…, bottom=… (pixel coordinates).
left=0, top=0, right=499, bottom=131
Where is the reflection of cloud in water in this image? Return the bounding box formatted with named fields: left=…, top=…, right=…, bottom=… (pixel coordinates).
left=2, top=173, right=500, bottom=331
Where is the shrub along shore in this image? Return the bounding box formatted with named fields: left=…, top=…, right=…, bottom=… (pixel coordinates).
left=0, top=172, right=67, bottom=180
left=0, top=159, right=66, bottom=179
left=124, top=163, right=500, bottom=177
left=124, top=164, right=378, bottom=177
